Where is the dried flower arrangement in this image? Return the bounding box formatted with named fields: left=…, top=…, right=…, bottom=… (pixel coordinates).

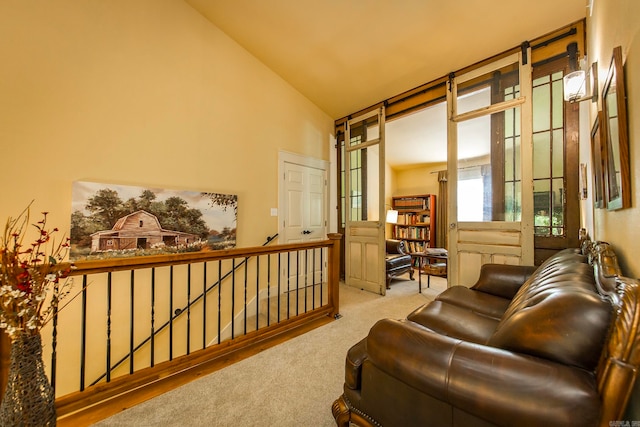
left=0, top=204, right=74, bottom=339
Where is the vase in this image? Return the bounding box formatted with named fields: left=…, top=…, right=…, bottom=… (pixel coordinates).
left=0, top=332, right=56, bottom=426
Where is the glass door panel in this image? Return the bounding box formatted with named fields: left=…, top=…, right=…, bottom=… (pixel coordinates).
left=532, top=71, right=567, bottom=238
left=456, top=60, right=520, bottom=114
left=457, top=105, right=522, bottom=222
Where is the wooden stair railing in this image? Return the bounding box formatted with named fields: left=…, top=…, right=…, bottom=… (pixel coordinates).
left=0, top=234, right=342, bottom=426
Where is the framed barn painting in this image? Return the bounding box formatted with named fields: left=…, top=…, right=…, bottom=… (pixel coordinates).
left=70, top=181, right=237, bottom=261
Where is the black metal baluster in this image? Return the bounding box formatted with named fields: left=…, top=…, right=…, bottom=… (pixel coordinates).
left=312, top=248, right=316, bottom=309
left=320, top=248, right=325, bottom=306
left=255, top=255, right=260, bottom=331
left=296, top=250, right=300, bottom=316
left=244, top=257, right=248, bottom=335
left=151, top=268, right=155, bottom=367
left=169, top=266, right=174, bottom=360
left=80, top=275, right=88, bottom=391
left=130, top=270, right=135, bottom=374
left=50, top=280, right=59, bottom=394
left=267, top=254, right=271, bottom=327
left=231, top=259, right=235, bottom=339
left=186, top=264, right=191, bottom=355
left=287, top=252, right=291, bottom=319
left=277, top=253, right=281, bottom=323
left=106, top=272, right=112, bottom=382
left=217, top=260, right=222, bottom=344
left=203, top=262, right=207, bottom=349
left=304, top=249, right=309, bottom=313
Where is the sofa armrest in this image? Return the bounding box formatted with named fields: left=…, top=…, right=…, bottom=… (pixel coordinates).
left=344, top=337, right=367, bottom=390
left=366, top=318, right=601, bottom=426
left=470, top=263, right=537, bottom=299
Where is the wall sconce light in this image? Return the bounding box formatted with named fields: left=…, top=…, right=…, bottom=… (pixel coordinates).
left=563, top=62, right=598, bottom=103
left=385, top=209, right=398, bottom=224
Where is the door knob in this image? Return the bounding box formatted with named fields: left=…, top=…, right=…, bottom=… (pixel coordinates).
left=302, top=230, right=312, bottom=235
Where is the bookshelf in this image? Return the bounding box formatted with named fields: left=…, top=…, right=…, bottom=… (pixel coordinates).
left=391, top=194, right=436, bottom=253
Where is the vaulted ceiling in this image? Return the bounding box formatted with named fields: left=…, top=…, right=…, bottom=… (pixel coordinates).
left=185, top=1, right=587, bottom=167
left=186, top=0, right=586, bottom=120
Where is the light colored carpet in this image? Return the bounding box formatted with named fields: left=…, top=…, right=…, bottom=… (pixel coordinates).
left=93, top=275, right=446, bottom=427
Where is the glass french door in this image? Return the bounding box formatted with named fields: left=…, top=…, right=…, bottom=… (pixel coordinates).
left=344, top=107, right=386, bottom=294
left=531, top=59, right=580, bottom=264
left=447, top=50, right=534, bottom=287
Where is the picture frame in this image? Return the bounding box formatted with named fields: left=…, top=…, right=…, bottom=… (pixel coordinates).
left=602, top=46, right=631, bottom=210
left=70, top=181, right=238, bottom=261
left=579, top=163, right=588, bottom=200
left=590, top=111, right=606, bottom=209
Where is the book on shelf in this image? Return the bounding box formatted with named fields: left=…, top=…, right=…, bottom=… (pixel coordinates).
left=394, top=197, right=427, bottom=210
left=396, top=212, right=430, bottom=225
left=393, top=226, right=427, bottom=240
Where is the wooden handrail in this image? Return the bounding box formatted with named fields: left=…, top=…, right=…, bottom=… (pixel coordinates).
left=67, top=238, right=338, bottom=276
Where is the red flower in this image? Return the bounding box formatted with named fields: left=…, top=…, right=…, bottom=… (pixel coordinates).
left=16, top=270, right=32, bottom=294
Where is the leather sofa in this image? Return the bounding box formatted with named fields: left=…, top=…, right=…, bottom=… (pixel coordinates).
left=385, top=239, right=414, bottom=288
left=332, top=240, right=640, bottom=427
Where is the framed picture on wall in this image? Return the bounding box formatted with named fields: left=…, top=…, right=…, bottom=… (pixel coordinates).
left=602, top=46, right=631, bottom=210
left=590, top=111, right=606, bottom=209
left=70, top=181, right=238, bottom=261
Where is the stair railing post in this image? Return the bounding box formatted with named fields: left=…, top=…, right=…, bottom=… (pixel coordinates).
left=327, top=233, right=342, bottom=318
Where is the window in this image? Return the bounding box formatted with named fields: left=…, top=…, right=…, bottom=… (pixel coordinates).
left=457, top=175, right=483, bottom=221
left=532, top=71, right=565, bottom=236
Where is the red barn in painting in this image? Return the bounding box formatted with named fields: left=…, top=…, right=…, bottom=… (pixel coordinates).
left=90, top=210, right=199, bottom=253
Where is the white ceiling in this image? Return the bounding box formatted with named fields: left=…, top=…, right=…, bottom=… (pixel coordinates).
left=185, top=0, right=586, bottom=166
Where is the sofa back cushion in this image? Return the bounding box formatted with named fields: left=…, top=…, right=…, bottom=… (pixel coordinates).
left=488, top=250, right=612, bottom=371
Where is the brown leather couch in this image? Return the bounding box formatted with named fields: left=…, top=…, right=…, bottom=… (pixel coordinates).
left=332, top=241, right=640, bottom=427
left=385, top=239, right=414, bottom=288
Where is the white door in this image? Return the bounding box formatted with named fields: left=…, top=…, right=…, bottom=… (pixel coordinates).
left=447, top=50, right=534, bottom=287
left=281, top=159, right=328, bottom=293
left=283, top=162, right=326, bottom=243
left=345, top=107, right=386, bottom=295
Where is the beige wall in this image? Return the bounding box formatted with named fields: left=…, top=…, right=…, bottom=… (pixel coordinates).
left=386, top=162, right=445, bottom=239
left=586, top=0, right=640, bottom=278
left=392, top=163, right=445, bottom=198
left=0, top=1, right=333, bottom=248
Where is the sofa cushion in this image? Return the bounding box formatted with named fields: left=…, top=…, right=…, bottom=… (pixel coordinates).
left=471, top=264, right=538, bottom=299
left=407, top=301, right=499, bottom=344
left=488, top=286, right=611, bottom=370
left=436, top=286, right=511, bottom=320
left=504, top=263, right=596, bottom=320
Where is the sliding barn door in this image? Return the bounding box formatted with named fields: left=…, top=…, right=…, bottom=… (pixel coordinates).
left=447, top=50, right=534, bottom=287
left=345, top=107, right=386, bottom=295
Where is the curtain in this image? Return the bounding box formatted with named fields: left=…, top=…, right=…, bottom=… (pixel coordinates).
left=437, top=171, right=448, bottom=249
